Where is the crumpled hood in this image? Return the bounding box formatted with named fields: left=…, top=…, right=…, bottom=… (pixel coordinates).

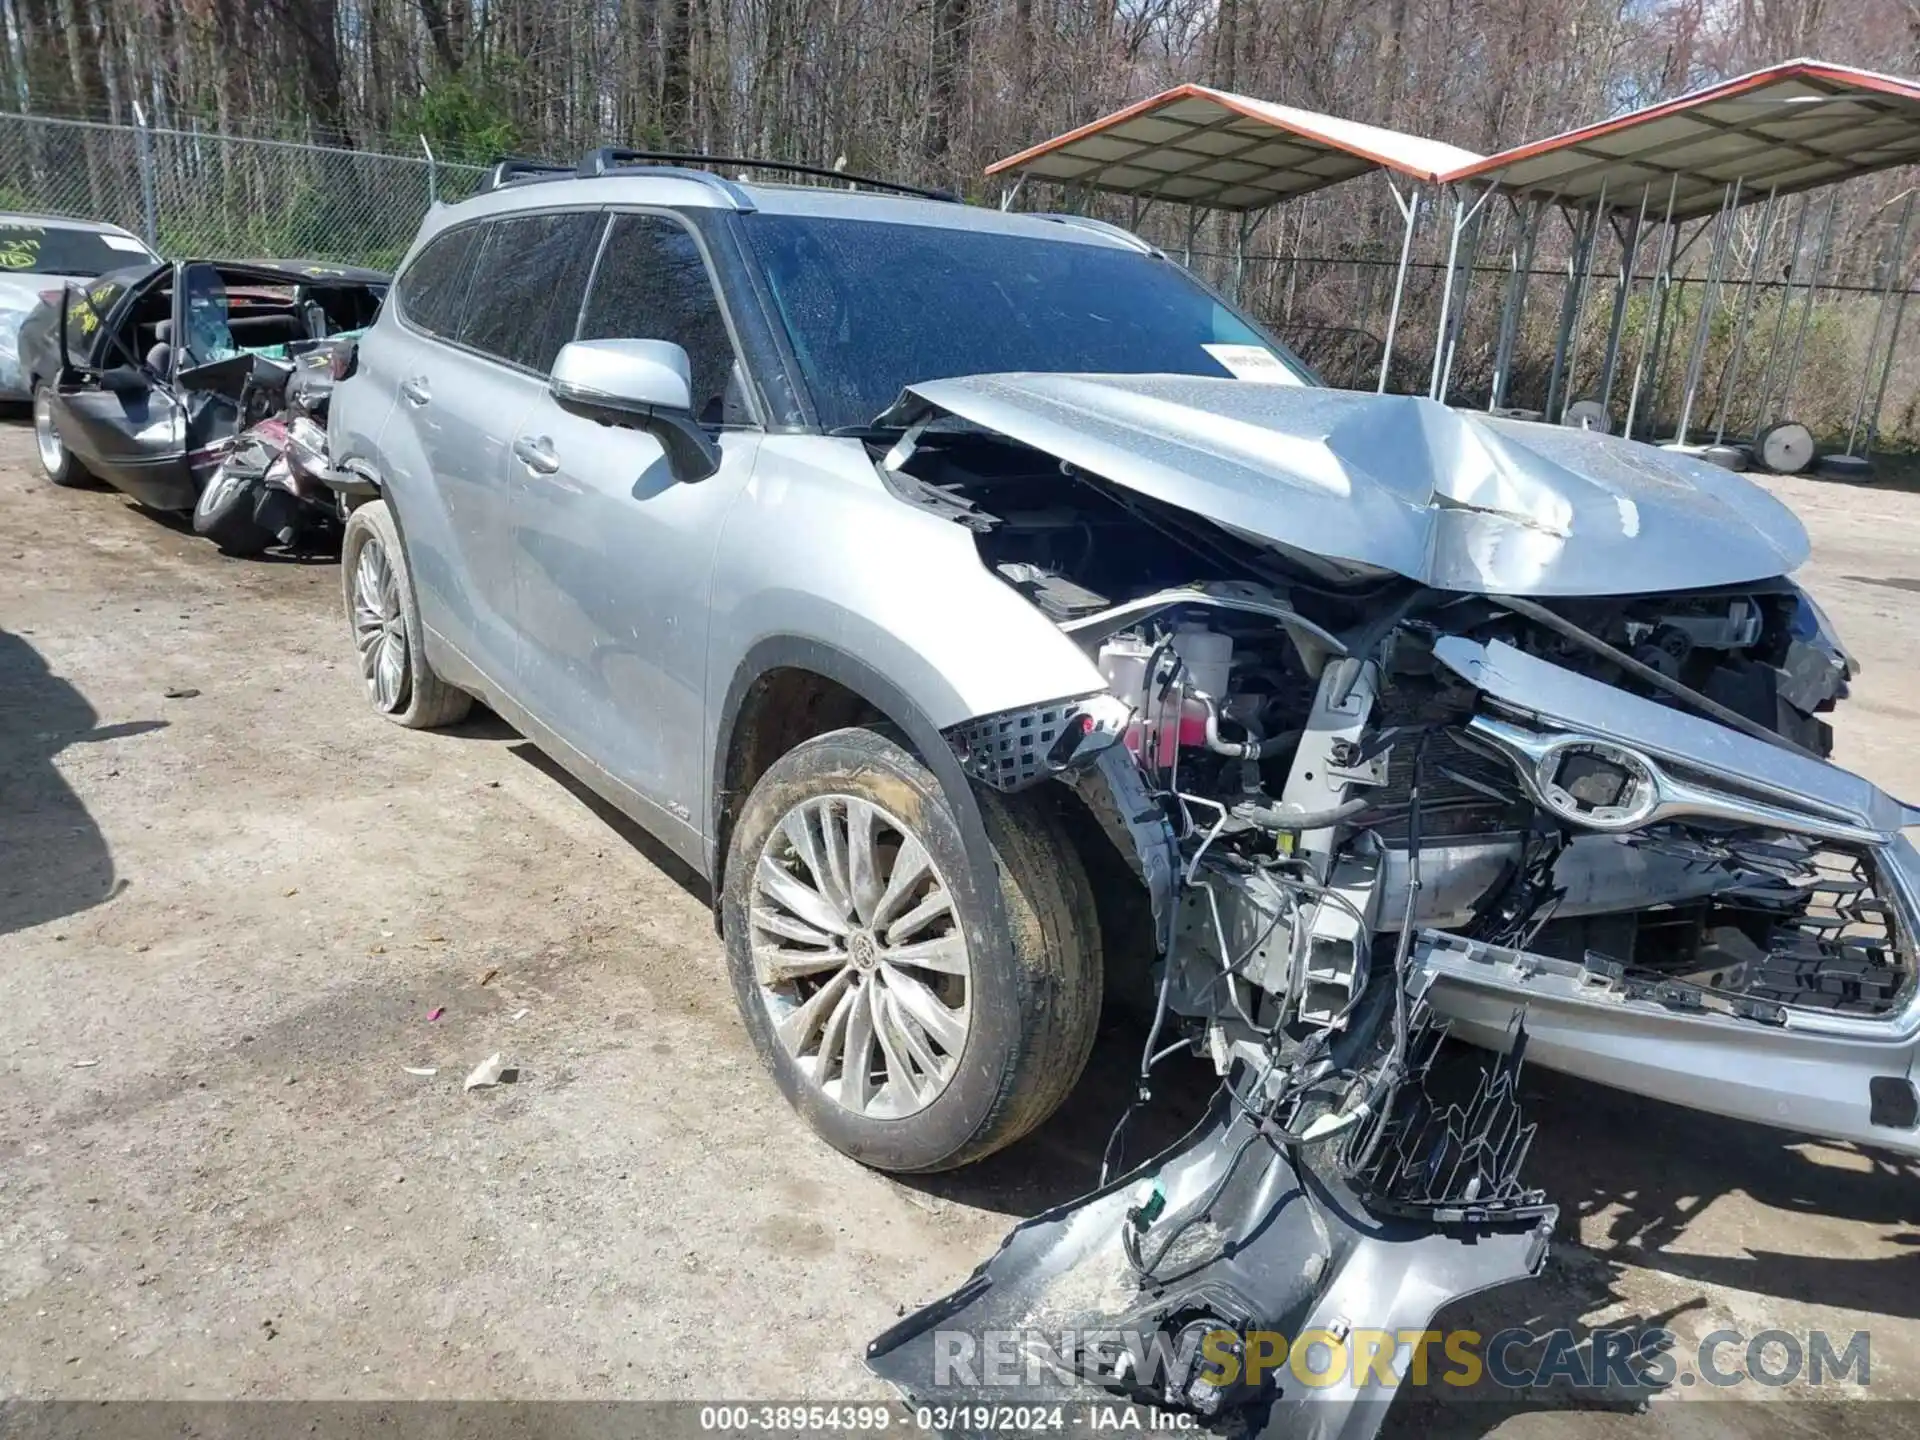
left=889, top=374, right=1810, bottom=595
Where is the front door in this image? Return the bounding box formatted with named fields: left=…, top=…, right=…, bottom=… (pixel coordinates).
left=508, top=210, right=762, bottom=854
left=55, top=266, right=191, bottom=508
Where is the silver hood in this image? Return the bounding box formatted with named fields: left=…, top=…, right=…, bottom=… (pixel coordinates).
left=888, top=374, right=1810, bottom=596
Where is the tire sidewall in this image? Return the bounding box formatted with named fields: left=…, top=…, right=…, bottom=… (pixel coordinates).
left=720, top=730, right=1026, bottom=1173
left=341, top=499, right=419, bottom=720
left=193, top=462, right=273, bottom=554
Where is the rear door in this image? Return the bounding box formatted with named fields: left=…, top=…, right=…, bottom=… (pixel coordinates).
left=371, top=219, right=530, bottom=680
left=507, top=210, right=763, bottom=851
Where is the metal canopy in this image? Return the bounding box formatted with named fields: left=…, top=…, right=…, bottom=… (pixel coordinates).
left=1446, top=59, right=1920, bottom=217
left=985, top=85, right=1483, bottom=211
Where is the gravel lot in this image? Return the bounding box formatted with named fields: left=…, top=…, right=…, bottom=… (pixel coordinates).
left=5, top=418, right=1920, bottom=1437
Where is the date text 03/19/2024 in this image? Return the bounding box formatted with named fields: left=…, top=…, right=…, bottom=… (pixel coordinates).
left=696, top=1405, right=1188, bottom=1433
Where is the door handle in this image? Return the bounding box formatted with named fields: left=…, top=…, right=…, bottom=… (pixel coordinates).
left=399, top=376, right=431, bottom=406
left=512, top=435, right=560, bottom=475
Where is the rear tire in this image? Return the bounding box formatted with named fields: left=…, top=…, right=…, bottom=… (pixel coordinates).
left=339, top=499, right=472, bottom=729
left=192, top=463, right=275, bottom=556
left=32, top=380, right=88, bottom=488
left=721, top=726, right=1102, bottom=1172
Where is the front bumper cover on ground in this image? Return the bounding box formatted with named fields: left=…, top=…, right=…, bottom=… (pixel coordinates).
left=869, top=1031, right=1556, bottom=1440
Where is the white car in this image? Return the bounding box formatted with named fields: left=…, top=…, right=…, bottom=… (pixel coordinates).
left=0, top=213, right=158, bottom=401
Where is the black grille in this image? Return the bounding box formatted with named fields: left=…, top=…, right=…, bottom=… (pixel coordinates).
left=1344, top=1005, right=1550, bottom=1223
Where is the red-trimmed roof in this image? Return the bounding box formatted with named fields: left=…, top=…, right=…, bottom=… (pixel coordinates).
left=1443, top=59, right=1920, bottom=217
left=986, top=85, right=1482, bottom=211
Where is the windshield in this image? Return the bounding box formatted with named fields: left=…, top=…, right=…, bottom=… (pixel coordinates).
left=0, top=221, right=154, bottom=276
left=740, top=214, right=1313, bottom=430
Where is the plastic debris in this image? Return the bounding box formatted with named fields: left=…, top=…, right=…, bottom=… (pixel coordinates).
left=403, top=1066, right=437, bottom=1077
left=510, top=1008, right=529, bottom=1022
left=478, top=968, right=499, bottom=986
left=72, top=1059, right=100, bottom=1068
left=163, top=686, right=201, bottom=699
left=427, top=1007, right=444, bottom=1022
left=463, top=1053, right=518, bottom=1090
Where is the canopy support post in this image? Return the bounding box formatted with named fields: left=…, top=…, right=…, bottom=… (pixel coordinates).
left=1557, top=176, right=1609, bottom=413
left=1231, top=208, right=1256, bottom=302
left=1867, top=282, right=1912, bottom=456
left=1545, top=197, right=1600, bottom=423
left=1624, top=175, right=1681, bottom=442
left=1780, top=187, right=1842, bottom=425
left=1183, top=204, right=1199, bottom=268
left=1377, top=176, right=1419, bottom=393
left=1751, top=193, right=1814, bottom=443
left=1646, top=216, right=1714, bottom=438
left=1676, top=176, right=1743, bottom=448
left=1713, top=184, right=1778, bottom=445
left=1490, top=195, right=1546, bottom=411
left=1848, top=189, right=1915, bottom=456
left=1596, top=187, right=1648, bottom=416
left=1428, top=184, right=1492, bottom=401
left=1438, top=184, right=1496, bottom=402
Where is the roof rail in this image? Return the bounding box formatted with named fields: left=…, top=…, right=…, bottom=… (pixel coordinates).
left=478, top=156, right=574, bottom=193
left=577, top=147, right=959, bottom=203
left=1032, top=213, right=1157, bottom=253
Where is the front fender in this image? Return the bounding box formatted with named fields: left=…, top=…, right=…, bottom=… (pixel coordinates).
left=708, top=435, right=1106, bottom=729
left=704, top=434, right=1107, bottom=810
left=703, top=432, right=1110, bottom=916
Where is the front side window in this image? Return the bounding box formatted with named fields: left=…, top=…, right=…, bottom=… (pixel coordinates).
left=740, top=214, right=1312, bottom=430
left=63, top=274, right=130, bottom=365
left=396, top=225, right=480, bottom=338
left=579, top=213, right=742, bottom=423
left=457, top=211, right=601, bottom=371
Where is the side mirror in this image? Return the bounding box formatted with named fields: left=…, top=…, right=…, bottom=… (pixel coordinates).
left=548, top=339, right=721, bottom=484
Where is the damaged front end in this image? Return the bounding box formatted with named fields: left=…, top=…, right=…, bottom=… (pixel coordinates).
left=864, top=377, right=1911, bottom=1437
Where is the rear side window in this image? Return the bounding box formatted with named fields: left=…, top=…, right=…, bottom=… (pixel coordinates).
left=579, top=213, right=739, bottom=421
left=457, top=212, right=600, bottom=371
left=396, top=225, right=480, bottom=338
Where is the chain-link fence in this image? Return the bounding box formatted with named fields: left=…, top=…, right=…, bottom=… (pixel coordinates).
left=2, top=107, right=1914, bottom=451
left=0, top=112, right=488, bottom=270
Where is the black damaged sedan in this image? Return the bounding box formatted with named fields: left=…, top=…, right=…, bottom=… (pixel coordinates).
left=19, top=257, right=385, bottom=509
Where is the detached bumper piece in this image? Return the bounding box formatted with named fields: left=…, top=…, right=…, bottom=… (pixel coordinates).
left=867, top=1026, right=1554, bottom=1440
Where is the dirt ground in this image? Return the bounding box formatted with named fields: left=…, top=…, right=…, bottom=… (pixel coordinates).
left=5, top=417, right=1920, bottom=1438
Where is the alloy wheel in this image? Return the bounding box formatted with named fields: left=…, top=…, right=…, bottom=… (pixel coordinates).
left=351, top=537, right=409, bottom=713
left=33, top=387, right=64, bottom=475
left=751, top=794, right=972, bottom=1119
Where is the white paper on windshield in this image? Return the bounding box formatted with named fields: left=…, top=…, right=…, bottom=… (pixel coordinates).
left=1202, top=343, right=1297, bottom=384
left=101, top=235, right=150, bottom=252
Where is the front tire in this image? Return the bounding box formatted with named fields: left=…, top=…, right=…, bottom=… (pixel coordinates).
left=339, top=499, right=472, bottom=729
left=32, top=381, right=88, bottom=488
left=192, top=463, right=274, bottom=556
left=721, top=727, right=1102, bottom=1172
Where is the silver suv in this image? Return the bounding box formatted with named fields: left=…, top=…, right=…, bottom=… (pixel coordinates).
left=335, top=150, right=1909, bottom=1425
left=331, top=150, right=1323, bottom=1178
